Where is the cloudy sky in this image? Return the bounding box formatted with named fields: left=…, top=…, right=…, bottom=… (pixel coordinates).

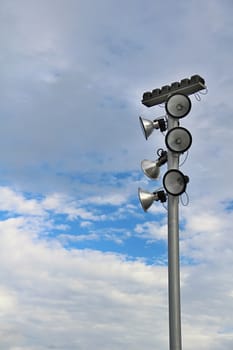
left=0, top=0, right=232, bottom=349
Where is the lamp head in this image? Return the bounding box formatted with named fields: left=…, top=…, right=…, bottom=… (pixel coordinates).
left=163, top=169, right=189, bottom=196
left=139, top=116, right=167, bottom=139
left=138, top=188, right=167, bottom=211
left=165, top=93, right=191, bottom=119
left=141, top=150, right=167, bottom=180
left=141, top=159, right=160, bottom=179
left=165, top=127, right=192, bottom=153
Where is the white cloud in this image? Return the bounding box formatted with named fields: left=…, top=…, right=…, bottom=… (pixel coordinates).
left=42, top=192, right=106, bottom=221
left=80, top=220, right=92, bottom=228
left=0, top=210, right=232, bottom=349
left=85, top=193, right=128, bottom=206
left=0, top=216, right=169, bottom=349
left=58, top=232, right=99, bottom=243
left=179, top=198, right=233, bottom=264
left=0, top=287, right=17, bottom=313
left=0, top=186, right=44, bottom=216
left=0, top=186, right=108, bottom=226
left=135, top=221, right=167, bottom=242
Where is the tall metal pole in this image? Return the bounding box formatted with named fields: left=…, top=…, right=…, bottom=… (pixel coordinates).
left=167, top=116, right=182, bottom=350
left=140, top=75, right=206, bottom=350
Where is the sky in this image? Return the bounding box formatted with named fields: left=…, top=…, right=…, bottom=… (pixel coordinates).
left=0, top=0, right=232, bottom=349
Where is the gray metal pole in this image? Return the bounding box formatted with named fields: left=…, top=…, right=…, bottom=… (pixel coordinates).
left=167, top=116, right=182, bottom=350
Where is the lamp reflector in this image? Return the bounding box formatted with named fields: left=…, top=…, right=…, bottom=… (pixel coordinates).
left=165, top=127, right=192, bottom=153
left=165, top=93, right=191, bottom=119
left=138, top=188, right=155, bottom=211
left=163, top=169, right=189, bottom=196
left=139, top=117, right=167, bottom=139
left=141, top=159, right=160, bottom=179
left=138, top=188, right=167, bottom=211
left=139, top=116, right=154, bottom=139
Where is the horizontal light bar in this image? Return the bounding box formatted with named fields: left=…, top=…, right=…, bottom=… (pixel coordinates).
left=141, top=75, right=206, bottom=107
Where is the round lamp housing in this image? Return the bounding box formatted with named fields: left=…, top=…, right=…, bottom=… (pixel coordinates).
left=165, top=93, right=191, bottom=119
left=163, top=169, right=189, bottom=196
left=165, top=127, right=192, bottom=153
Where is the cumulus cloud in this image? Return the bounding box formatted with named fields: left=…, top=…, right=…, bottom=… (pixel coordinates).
left=0, top=216, right=169, bottom=349
left=0, top=187, right=44, bottom=216
left=135, top=221, right=167, bottom=242
left=0, top=205, right=232, bottom=349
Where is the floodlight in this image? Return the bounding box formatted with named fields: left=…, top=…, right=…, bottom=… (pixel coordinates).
left=138, top=188, right=167, bottom=211
left=163, top=170, right=189, bottom=196
left=165, top=127, right=192, bottom=153
left=141, top=149, right=167, bottom=180
left=142, top=74, right=206, bottom=107
left=165, top=93, right=191, bottom=119
left=139, top=116, right=167, bottom=139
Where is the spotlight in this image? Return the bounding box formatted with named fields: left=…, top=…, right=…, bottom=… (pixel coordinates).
left=165, top=93, right=191, bottom=119
left=163, top=170, right=189, bottom=196
left=141, top=75, right=206, bottom=107
left=165, top=127, right=192, bottom=153
left=138, top=188, right=167, bottom=211
left=139, top=116, right=167, bottom=139
left=141, top=149, right=167, bottom=179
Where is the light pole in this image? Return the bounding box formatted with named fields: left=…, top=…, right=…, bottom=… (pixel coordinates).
left=138, top=75, right=207, bottom=350
left=167, top=115, right=181, bottom=350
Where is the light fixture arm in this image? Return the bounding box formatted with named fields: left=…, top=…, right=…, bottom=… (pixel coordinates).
left=154, top=118, right=167, bottom=132
left=156, top=190, right=167, bottom=203
left=157, top=149, right=167, bottom=166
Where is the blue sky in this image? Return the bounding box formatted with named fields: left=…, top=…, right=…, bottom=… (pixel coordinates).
left=0, top=0, right=233, bottom=349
